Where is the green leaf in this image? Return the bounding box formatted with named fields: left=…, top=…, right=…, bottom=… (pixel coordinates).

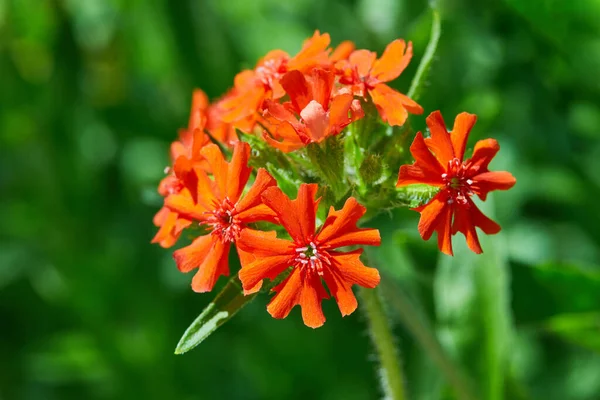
left=434, top=199, right=513, bottom=400
left=543, top=312, right=600, bottom=353
left=175, top=276, right=256, bottom=354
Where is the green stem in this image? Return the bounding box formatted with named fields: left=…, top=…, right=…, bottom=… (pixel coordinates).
left=381, top=280, right=478, bottom=400
left=407, top=8, right=441, bottom=102
left=359, top=286, right=407, bottom=400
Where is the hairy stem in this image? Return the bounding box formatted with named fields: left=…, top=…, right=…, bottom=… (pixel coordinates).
left=359, top=286, right=407, bottom=400
left=407, top=8, right=441, bottom=102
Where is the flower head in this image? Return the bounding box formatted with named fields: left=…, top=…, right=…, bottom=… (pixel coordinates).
left=263, top=68, right=363, bottom=152
left=220, top=31, right=332, bottom=129
left=165, top=142, right=277, bottom=292
left=397, top=111, right=516, bottom=255
left=336, top=39, right=423, bottom=126
left=237, top=184, right=381, bottom=328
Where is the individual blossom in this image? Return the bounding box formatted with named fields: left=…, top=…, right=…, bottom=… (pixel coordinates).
left=397, top=111, right=516, bottom=255
left=219, top=31, right=332, bottom=128
left=262, top=68, right=363, bottom=152
left=152, top=90, right=211, bottom=248
left=336, top=39, right=423, bottom=126
left=237, top=184, right=381, bottom=328
left=164, top=142, right=277, bottom=292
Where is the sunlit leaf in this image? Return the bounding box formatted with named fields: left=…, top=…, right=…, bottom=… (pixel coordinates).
left=175, top=276, right=256, bottom=354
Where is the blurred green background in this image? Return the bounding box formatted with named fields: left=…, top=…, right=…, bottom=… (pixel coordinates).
left=2, top=0, right=600, bottom=399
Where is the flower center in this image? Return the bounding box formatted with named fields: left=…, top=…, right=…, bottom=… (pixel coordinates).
left=294, top=241, right=331, bottom=276
left=204, top=197, right=241, bottom=242
left=442, top=158, right=473, bottom=206
left=256, top=58, right=287, bottom=87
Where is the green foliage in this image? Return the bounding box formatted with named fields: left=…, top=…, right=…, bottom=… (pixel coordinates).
left=2, top=0, right=600, bottom=399
left=175, top=276, right=257, bottom=354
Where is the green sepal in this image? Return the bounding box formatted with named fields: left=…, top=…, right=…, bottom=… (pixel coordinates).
left=396, top=184, right=440, bottom=208
left=305, top=136, right=348, bottom=200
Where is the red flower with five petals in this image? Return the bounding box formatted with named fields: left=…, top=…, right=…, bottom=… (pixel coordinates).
left=336, top=39, right=423, bottom=126
left=165, top=142, right=277, bottom=292
left=263, top=68, right=363, bottom=152
left=237, top=184, right=381, bottom=328
left=397, top=111, right=516, bottom=255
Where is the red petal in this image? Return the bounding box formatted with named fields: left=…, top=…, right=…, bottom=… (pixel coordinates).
left=426, top=111, right=455, bottom=165
left=316, top=197, right=381, bottom=248
left=236, top=204, right=277, bottom=224
left=369, top=84, right=408, bottom=126
left=220, top=85, right=266, bottom=123
left=471, top=171, right=516, bottom=200
left=173, top=235, right=214, bottom=273
left=404, top=132, right=445, bottom=179
left=299, top=272, right=328, bottom=328
left=238, top=253, right=292, bottom=293
left=152, top=209, right=179, bottom=248
left=467, top=138, right=500, bottom=173
left=435, top=204, right=454, bottom=255
left=235, top=168, right=277, bottom=215
left=226, top=142, right=252, bottom=202
left=370, top=40, right=411, bottom=83
left=267, top=268, right=303, bottom=320
left=311, top=68, right=334, bottom=108
left=261, top=184, right=319, bottom=244
left=280, top=70, right=311, bottom=112
left=300, top=100, right=329, bottom=142
left=323, top=249, right=380, bottom=316
left=263, top=121, right=305, bottom=153
left=348, top=49, right=377, bottom=78
left=450, top=112, right=477, bottom=161
left=330, top=40, right=355, bottom=62
left=190, top=240, right=231, bottom=293
left=235, top=246, right=263, bottom=295
left=236, top=228, right=294, bottom=257
left=165, top=191, right=206, bottom=221
left=327, top=93, right=354, bottom=133
left=201, top=144, right=228, bottom=200
left=288, top=31, right=330, bottom=72
left=417, top=191, right=449, bottom=241
left=397, top=164, right=445, bottom=187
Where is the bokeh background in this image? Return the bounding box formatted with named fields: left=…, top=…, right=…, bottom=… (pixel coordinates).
left=2, top=0, right=600, bottom=399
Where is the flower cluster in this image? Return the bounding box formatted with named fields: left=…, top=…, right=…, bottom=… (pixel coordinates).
left=152, top=31, right=515, bottom=328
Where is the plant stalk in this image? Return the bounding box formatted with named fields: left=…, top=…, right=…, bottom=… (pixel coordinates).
left=359, top=286, right=407, bottom=400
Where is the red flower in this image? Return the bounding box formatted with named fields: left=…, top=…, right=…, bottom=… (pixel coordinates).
left=152, top=90, right=211, bottom=248
left=237, top=184, right=381, bottom=328
left=397, top=111, right=516, bottom=255
left=165, top=142, right=277, bottom=292
left=220, top=31, right=332, bottom=128
left=336, top=39, right=423, bottom=126
left=263, top=68, right=363, bottom=152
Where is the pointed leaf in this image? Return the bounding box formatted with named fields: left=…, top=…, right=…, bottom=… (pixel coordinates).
left=175, top=276, right=256, bottom=354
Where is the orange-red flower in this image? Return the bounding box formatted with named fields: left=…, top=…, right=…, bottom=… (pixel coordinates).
left=152, top=90, right=211, bottom=248
left=165, top=142, right=277, bottom=292
left=336, top=39, right=423, bottom=126
left=397, top=111, right=516, bottom=255
left=220, top=31, right=332, bottom=128
left=263, top=68, right=363, bottom=152
left=237, top=184, right=381, bottom=328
